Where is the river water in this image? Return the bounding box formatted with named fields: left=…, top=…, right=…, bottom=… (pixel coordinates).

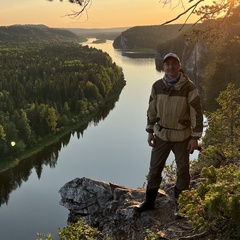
left=0, top=39, right=200, bottom=240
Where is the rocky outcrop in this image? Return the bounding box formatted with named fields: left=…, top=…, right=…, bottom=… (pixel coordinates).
left=59, top=177, right=207, bottom=240
left=182, top=43, right=209, bottom=76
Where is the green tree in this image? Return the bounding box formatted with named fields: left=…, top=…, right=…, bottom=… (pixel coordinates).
left=46, top=107, right=58, bottom=132
left=179, top=164, right=240, bottom=236
left=0, top=124, right=7, bottom=158
left=76, top=99, right=88, bottom=115
left=37, top=218, right=106, bottom=240
left=83, top=81, right=101, bottom=101
left=0, top=124, right=6, bottom=141
left=62, top=102, right=71, bottom=117
left=15, top=110, right=32, bottom=145
left=203, top=83, right=240, bottom=158
left=4, top=121, right=18, bottom=146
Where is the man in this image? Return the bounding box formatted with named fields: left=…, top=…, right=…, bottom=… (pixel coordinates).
left=135, top=53, right=203, bottom=218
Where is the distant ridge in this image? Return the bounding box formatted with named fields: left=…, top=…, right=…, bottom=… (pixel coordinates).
left=0, top=24, right=82, bottom=44
left=67, top=27, right=130, bottom=40
left=113, top=24, right=191, bottom=49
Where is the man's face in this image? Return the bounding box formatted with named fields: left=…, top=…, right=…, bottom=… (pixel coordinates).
left=163, top=57, right=181, bottom=79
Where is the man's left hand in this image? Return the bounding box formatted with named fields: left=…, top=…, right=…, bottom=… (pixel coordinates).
left=188, top=138, right=198, bottom=154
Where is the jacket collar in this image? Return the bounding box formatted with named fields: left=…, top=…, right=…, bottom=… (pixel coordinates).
left=163, top=72, right=189, bottom=91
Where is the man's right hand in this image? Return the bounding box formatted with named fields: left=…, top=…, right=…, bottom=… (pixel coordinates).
left=148, top=133, right=156, bottom=147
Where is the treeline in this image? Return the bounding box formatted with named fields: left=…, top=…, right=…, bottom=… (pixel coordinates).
left=0, top=41, right=125, bottom=159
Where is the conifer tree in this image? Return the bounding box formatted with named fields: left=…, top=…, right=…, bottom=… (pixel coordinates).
left=203, top=83, right=240, bottom=158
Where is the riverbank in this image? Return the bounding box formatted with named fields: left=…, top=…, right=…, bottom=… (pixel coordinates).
left=0, top=79, right=126, bottom=173
left=0, top=114, right=94, bottom=173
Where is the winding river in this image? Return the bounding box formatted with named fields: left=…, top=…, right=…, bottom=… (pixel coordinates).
left=0, top=39, right=200, bottom=240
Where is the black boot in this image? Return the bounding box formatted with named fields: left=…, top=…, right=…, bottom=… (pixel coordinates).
left=174, top=186, right=183, bottom=219
left=174, top=199, right=183, bottom=219
left=134, top=187, right=158, bottom=213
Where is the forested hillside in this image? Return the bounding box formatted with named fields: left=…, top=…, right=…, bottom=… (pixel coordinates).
left=0, top=25, right=125, bottom=161
left=113, top=24, right=191, bottom=49
left=0, top=24, right=87, bottom=43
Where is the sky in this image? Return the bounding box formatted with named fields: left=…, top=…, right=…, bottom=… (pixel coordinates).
left=1, top=0, right=202, bottom=29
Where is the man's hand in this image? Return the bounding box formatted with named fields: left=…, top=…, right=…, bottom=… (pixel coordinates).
left=188, top=138, right=199, bottom=154
left=148, top=133, right=156, bottom=147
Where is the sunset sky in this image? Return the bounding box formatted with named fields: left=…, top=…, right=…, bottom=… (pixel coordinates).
left=1, top=0, right=202, bottom=29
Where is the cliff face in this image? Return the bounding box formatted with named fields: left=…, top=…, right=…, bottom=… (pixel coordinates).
left=59, top=177, right=207, bottom=240
left=182, top=43, right=209, bottom=74
left=156, top=43, right=209, bottom=72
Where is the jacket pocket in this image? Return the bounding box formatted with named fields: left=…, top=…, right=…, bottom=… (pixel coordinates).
left=178, top=119, right=191, bottom=127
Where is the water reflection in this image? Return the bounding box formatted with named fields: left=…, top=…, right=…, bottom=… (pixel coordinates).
left=0, top=91, right=122, bottom=207
left=0, top=128, right=73, bottom=206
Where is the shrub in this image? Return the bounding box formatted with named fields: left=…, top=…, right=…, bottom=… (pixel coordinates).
left=37, top=218, right=108, bottom=240
left=178, top=164, right=240, bottom=236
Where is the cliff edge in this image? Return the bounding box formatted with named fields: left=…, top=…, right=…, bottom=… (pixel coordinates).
left=59, top=177, right=210, bottom=240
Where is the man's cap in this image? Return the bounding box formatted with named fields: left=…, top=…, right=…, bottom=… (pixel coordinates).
left=163, top=53, right=180, bottom=63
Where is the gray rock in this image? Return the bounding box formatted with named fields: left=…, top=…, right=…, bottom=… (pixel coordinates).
left=59, top=177, right=235, bottom=240
left=59, top=177, right=189, bottom=240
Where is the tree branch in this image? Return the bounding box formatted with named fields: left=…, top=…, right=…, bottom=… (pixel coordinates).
left=64, top=0, right=91, bottom=18
left=179, top=4, right=198, bottom=31
left=161, top=0, right=204, bottom=26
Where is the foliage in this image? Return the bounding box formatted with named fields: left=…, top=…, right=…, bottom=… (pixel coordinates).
left=37, top=219, right=108, bottom=240
left=203, top=83, right=240, bottom=159
left=144, top=229, right=162, bottom=240
left=191, top=145, right=225, bottom=176
left=193, top=0, right=239, bottom=21
left=36, top=233, right=53, bottom=240
left=178, top=164, right=240, bottom=236
left=162, top=161, right=177, bottom=184
left=190, top=83, right=240, bottom=179
left=58, top=219, right=106, bottom=240
left=37, top=220, right=164, bottom=240
left=178, top=84, right=240, bottom=238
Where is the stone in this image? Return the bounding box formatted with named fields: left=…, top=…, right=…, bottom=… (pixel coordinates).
left=58, top=177, right=206, bottom=240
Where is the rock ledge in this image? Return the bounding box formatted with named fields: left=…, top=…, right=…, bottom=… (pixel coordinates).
left=59, top=177, right=205, bottom=239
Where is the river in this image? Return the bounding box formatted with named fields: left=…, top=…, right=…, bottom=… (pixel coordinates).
left=0, top=39, right=200, bottom=240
